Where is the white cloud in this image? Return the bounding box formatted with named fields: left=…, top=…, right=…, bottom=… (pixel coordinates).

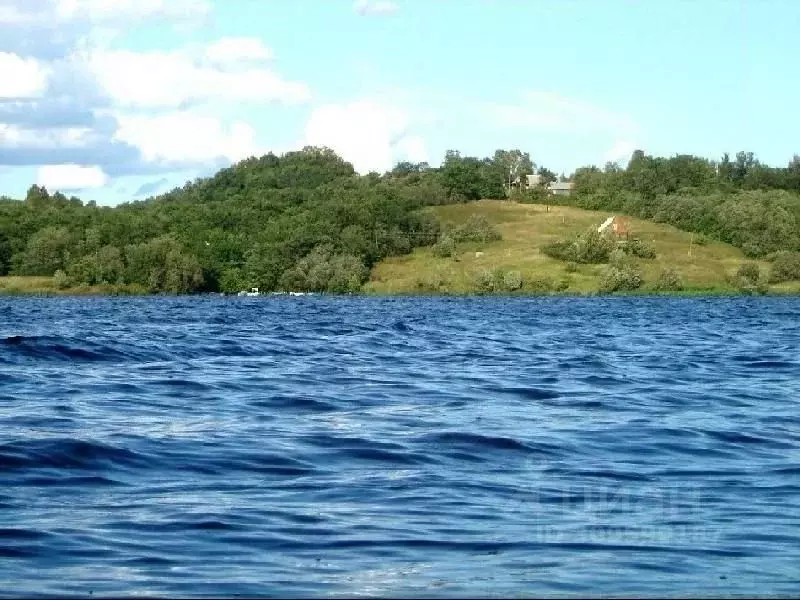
left=0, top=52, right=50, bottom=98
left=37, top=163, right=108, bottom=189
left=205, top=37, right=273, bottom=65
left=396, top=135, right=429, bottom=164
left=0, top=0, right=312, bottom=194
left=53, top=0, right=211, bottom=23
left=354, top=0, right=398, bottom=16
left=0, top=123, right=95, bottom=148
left=0, top=2, right=29, bottom=25
left=86, top=48, right=310, bottom=108
left=113, top=112, right=260, bottom=166
left=604, top=140, right=637, bottom=164
left=489, top=90, right=636, bottom=135
left=304, top=99, right=425, bottom=173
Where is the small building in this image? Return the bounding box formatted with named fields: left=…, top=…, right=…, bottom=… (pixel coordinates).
left=526, top=173, right=542, bottom=187
left=511, top=174, right=575, bottom=196
left=597, top=216, right=631, bottom=238
left=548, top=181, right=574, bottom=196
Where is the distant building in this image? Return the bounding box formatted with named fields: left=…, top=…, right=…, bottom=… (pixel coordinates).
left=597, top=216, right=631, bottom=238
left=517, top=174, right=574, bottom=196
left=548, top=181, right=574, bottom=196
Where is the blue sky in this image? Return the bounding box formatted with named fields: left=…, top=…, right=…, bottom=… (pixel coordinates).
left=0, top=0, right=798, bottom=204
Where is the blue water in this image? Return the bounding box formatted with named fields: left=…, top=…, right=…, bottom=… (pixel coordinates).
left=1, top=296, right=799, bottom=598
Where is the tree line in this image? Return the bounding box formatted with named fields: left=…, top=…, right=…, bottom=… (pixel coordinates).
left=566, top=150, right=800, bottom=257
left=1, top=145, right=799, bottom=293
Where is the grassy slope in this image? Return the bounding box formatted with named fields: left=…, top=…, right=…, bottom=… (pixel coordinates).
left=366, top=200, right=800, bottom=295
left=0, top=276, right=146, bottom=296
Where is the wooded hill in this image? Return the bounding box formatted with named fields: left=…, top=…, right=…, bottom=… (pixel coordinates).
left=1, top=147, right=799, bottom=294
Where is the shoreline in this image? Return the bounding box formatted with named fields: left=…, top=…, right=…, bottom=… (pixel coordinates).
left=2, top=288, right=799, bottom=298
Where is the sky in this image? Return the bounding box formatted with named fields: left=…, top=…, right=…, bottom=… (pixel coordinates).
left=1, top=0, right=798, bottom=205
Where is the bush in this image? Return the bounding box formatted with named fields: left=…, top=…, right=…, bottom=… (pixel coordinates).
left=694, top=233, right=710, bottom=246
left=501, top=270, right=523, bottom=292
left=518, top=187, right=550, bottom=205
left=541, top=240, right=576, bottom=262
left=654, top=268, right=683, bottom=292
left=575, top=229, right=615, bottom=263
left=768, top=251, right=800, bottom=283
left=527, top=276, right=554, bottom=294
left=468, top=269, right=524, bottom=293
left=731, top=262, right=766, bottom=295
left=541, top=228, right=614, bottom=264
left=53, top=269, right=70, bottom=290
left=737, top=262, right=761, bottom=283
left=472, top=268, right=496, bottom=293
left=599, top=264, right=644, bottom=293
left=327, top=254, right=369, bottom=293
left=279, top=246, right=367, bottom=293
left=622, top=238, right=656, bottom=259
left=451, top=215, right=502, bottom=243
left=609, top=248, right=629, bottom=266
left=432, top=235, right=456, bottom=258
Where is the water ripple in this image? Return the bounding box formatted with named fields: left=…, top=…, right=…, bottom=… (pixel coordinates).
left=0, top=296, right=798, bottom=597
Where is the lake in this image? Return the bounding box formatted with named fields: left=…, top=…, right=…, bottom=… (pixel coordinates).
left=1, top=296, right=799, bottom=597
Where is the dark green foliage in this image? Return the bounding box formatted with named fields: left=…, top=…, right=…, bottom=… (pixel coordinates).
left=17, top=227, right=73, bottom=276
left=449, top=215, right=502, bottom=243
left=517, top=187, right=550, bottom=204
left=541, top=240, right=577, bottom=262
left=541, top=229, right=614, bottom=263
left=768, top=251, right=800, bottom=283
left=470, top=269, right=495, bottom=293
left=527, top=276, right=555, bottom=294
left=124, top=236, right=204, bottom=293
left=432, top=235, right=456, bottom=258
left=218, top=267, right=247, bottom=294
left=471, top=269, right=526, bottom=293
left=654, top=268, right=683, bottom=292
left=731, top=262, right=767, bottom=295
left=736, top=262, right=761, bottom=283
left=561, top=151, right=800, bottom=259
left=69, top=245, right=124, bottom=285
left=3, top=146, right=800, bottom=295
left=600, top=264, right=644, bottom=293
left=278, top=245, right=367, bottom=293
left=0, top=147, right=447, bottom=294
left=441, top=150, right=506, bottom=201
left=0, top=231, right=11, bottom=276
left=620, top=238, right=657, bottom=259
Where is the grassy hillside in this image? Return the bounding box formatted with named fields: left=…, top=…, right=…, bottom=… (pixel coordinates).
left=0, top=276, right=146, bottom=296
left=365, top=201, right=800, bottom=295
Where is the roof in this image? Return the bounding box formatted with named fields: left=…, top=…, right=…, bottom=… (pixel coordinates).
left=548, top=181, right=573, bottom=190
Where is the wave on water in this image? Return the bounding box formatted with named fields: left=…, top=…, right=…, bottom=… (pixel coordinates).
left=0, top=296, right=799, bottom=598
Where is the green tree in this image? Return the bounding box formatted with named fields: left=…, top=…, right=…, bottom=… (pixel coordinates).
left=0, top=230, right=11, bottom=276
left=18, top=227, right=73, bottom=275
left=493, top=149, right=535, bottom=192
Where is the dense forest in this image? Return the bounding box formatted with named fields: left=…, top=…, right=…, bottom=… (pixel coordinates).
left=1, top=146, right=799, bottom=293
